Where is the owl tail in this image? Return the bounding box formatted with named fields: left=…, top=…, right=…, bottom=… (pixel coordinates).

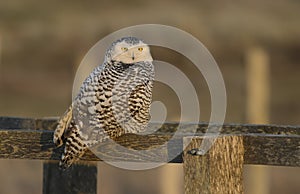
left=59, top=125, right=87, bottom=170
left=53, top=105, right=73, bottom=147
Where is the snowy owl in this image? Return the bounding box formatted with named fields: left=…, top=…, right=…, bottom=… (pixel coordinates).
left=53, top=37, right=154, bottom=169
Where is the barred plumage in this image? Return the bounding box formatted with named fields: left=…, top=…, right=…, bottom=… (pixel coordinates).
left=53, top=37, right=154, bottom=169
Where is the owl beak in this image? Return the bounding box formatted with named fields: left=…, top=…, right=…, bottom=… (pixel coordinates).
left=131, top=52, right=135, bottom=60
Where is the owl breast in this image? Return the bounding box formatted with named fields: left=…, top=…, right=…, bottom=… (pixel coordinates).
left=73, top=60, right=154, bottom=144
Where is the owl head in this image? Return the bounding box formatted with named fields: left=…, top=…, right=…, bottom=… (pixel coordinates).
left=105, top=37, right=153, bottom=64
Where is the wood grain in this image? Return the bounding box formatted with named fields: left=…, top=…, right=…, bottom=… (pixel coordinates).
left=183, top=135, right=244, bottom=194
left=0, top=117, right=299, bottom=166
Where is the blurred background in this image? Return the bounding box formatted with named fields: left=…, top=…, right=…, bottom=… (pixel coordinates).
left=0, top=0, right=299, bottom=193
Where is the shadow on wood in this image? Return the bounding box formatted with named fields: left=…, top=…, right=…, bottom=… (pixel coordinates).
left=43, top=162, right=97, bottom=194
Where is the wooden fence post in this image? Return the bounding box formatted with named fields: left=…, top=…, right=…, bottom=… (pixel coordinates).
left=245, top=46, right=270, bottom=194
left=160, top=164, right=183, bottom=194
left=0, top=34, right=2, bottom=67
left=183, top=135, right=244, bottom=194
left=43, top=162, right=97, bottom=194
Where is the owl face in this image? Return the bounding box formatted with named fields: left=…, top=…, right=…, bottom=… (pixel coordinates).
left=106, top=37, right=153, bottom=64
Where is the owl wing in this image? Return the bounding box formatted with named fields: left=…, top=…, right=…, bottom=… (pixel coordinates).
left=71, top=64, right=111, bottom=145
left=53, top=65, right=105, bottom=169
left=128, top=80, right=153, bottom=125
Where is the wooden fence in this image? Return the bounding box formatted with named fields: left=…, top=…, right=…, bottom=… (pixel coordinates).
left=0, top=117, right=299, bottom=194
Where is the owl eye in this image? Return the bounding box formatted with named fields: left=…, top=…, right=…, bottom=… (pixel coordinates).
left=138, top=47, right=143, bottom=51
left=121, top=47, right=128, bottom=51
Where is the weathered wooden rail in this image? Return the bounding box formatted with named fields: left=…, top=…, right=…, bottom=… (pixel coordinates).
left=0, top=117, right=299, bottom=194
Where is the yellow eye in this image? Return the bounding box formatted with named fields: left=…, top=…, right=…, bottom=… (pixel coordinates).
left=121, top=47, right=128, bottom=51
left=138, top=47, right=143, bottom=51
